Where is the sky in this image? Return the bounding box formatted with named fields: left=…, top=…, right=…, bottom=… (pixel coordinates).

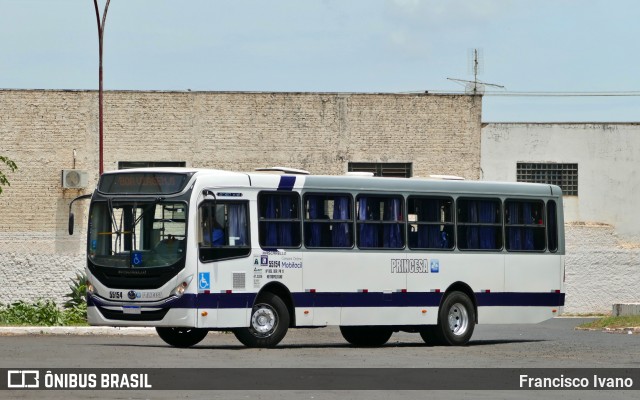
left=1, top=0, right=639, bottom=122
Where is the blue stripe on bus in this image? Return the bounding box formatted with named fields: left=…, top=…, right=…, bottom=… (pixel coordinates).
left=475, top=292, right=565, bottom=307
left=88, top=291, right=565, bottom=310
left=291, top=292, right=444, bottom=308
left=277, top=176, right=296, bottom=191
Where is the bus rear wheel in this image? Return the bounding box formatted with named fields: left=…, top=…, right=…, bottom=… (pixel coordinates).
left=432, top=291, right=475, bottom=346
left=340, top=326, right=393, bottom=347
left=156, top=327, right=208, bottom=348
left=233, top=292, right=290, bottom=348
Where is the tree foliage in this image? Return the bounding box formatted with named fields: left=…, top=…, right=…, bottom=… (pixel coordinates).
left=0, top=156, right=17, bottom=195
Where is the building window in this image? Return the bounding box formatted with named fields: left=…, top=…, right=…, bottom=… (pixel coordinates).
left=118, top=161, right=186, bottom=170
left=516, top=163, right=578, bottom=195
left=348, top=162, right=412, bottom=178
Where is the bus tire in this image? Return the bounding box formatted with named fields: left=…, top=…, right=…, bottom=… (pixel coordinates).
left=233, top=292, right=289, bottom=348
left=156, top=327, right=208, bottom=348
left=434, top=291, right=475, bottom=346
left=339, top=326, right=393, bottom=347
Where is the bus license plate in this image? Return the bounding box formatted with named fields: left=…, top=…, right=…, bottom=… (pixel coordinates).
left=122, top=306, right=141, bottom=314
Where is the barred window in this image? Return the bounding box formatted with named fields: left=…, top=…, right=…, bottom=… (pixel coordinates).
left=348, top=162, right=412, bottom=178
left=516, top=163, right=578, bottom=195
left=119, top=161, right=186, bottom=170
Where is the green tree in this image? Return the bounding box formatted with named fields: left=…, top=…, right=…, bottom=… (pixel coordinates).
left=0, top=156, right=17, bottom=195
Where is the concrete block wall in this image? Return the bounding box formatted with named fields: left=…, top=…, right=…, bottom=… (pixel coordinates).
left=0, top=89, right=481, bottom=305
left=564, top=223, right=640, bottom=314
left=102, top=91, right=482, bottom=178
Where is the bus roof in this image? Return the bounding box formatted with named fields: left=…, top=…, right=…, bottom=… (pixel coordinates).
left=297, top=175, right=560, bottom=197
left=102, top=168, right=562, bottom=198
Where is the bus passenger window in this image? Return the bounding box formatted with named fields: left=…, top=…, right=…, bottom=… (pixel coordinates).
left=304, top=194, right=353, bottom=248
left=505, top=200, right=546, bottom=252
left=356, top=195, right=405, bottom=249
left=258, top=192, right=301, bottom=248
left=547, top=200, right=558, bottom=252
left=457, top=198, right=502, bottom=250
left=408, top=197, right=454, bottom=250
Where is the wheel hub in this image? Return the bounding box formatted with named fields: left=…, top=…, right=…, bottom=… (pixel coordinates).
left=251, top=305, right=277, bottom=337
left=447, top=303, right=469, bottom=336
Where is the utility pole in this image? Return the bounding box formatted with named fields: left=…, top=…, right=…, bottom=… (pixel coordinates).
left=93, top=0, right=111, bottom=176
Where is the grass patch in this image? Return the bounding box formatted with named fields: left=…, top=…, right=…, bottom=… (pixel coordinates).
left=0, top=300, right=87, bottom=326
left=578, top=315, right=640, bottom=329
left=561, top=312, right=608, bottom=317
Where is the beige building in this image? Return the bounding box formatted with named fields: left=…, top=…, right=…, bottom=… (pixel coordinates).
left=0, top=89, right=482, bottom=305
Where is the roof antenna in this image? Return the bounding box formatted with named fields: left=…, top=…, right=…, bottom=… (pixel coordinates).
left=447, top=48, right=504, bottom=95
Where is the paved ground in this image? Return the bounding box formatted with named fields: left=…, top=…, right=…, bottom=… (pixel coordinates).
left=1, top=318, right=638, bottom=399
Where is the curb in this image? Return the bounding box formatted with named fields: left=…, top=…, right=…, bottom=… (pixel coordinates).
left=0, top=326, right=157, bottom=336
left=575, top=326, right=640, bottom=335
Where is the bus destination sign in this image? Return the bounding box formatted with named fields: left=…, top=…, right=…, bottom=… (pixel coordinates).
left=98, top=172, right=192, bottom=195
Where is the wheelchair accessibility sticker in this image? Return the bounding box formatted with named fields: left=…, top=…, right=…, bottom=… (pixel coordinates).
left=131, top=251, right=143, bottom=266
left=198, top=272, right=211, bottom=292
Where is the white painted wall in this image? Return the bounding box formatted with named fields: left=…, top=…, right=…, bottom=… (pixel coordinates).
left=482, top=123, right=640, bottom=313
left=482, top=123, right=640, bottom=240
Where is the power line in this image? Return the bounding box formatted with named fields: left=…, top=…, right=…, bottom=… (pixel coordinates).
left=422, top=90, right=640, bottom=97
left=483, top=91, right=640, bottom=97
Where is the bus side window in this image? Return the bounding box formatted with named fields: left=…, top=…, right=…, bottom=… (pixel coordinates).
left=258, top=192, right=301, bottom=248
left=408, top=197, right=454, bottom=250
left=356, top=195, right=404, bottom=249
left=547, top=200, right=558, bottom=252
left=199, top=201, right=251, bottom=262
left=504, top=200, right=546, bottom=252
left=304, top=194, right=353, bottom=248
left=457, top=198, right=502, bottom=251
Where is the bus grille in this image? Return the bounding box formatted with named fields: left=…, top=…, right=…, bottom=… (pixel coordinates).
left=96, top=306, right=170, bottom=321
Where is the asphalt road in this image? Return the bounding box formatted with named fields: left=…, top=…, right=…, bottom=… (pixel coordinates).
left=1, top=318, right=639, bottom=399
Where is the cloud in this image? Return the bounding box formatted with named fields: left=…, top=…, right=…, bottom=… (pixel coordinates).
left=386, top=0, right=510, bottom=23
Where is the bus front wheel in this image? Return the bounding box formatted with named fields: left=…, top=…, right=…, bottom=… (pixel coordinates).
left=340, top=326, right=393, bottom=347
left=431, top=291, right=475, bottom=346
left=233, top=292, right=290, bottom=348
left=156, top=327, right=209, bottom=348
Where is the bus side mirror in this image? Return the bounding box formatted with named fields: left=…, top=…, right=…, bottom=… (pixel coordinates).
left=69, top=212, right=75, bottom=235
left=68, top=194, right=92, bottom=236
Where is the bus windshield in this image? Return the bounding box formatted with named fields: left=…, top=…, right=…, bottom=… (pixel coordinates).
left=88, top=200, right=187, bottom=269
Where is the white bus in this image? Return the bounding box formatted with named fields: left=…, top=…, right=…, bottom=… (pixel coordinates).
left=69, top=168, right=565, bottom=348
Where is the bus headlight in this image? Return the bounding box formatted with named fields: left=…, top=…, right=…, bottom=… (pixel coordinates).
left=171, top=275, right=193, bottom=298
left=86, top=280, right=95, bottom=295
